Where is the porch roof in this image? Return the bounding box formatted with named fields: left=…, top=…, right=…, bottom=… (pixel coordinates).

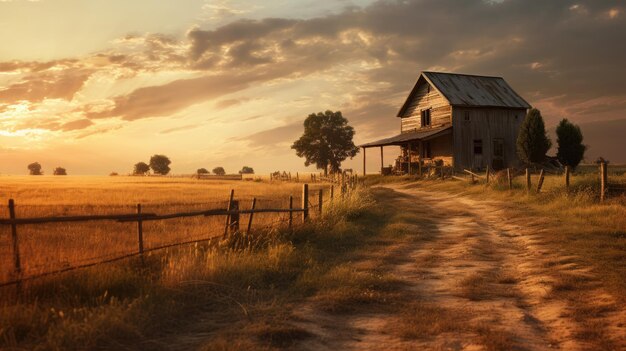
left=360, top=126, right=452, bottom=148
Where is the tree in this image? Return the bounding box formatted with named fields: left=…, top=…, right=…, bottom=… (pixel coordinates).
left=28, top=162, right=43, bottom=175
left=133, top=162, right=150, bottom=175
left=516, top=108, right=552, bottom=165
left=212, top=167, right=226, bottom=176
left=53, top=167, right=67, bottom=175
left=150, top=154, right=171, bottom=175
left=197, top=168, right=210, bottom=175
left=292, top=110, right=359, bottom=175
left=556, top=119, right=586, bottom=169
left=239, top=166, right=254, bottom=174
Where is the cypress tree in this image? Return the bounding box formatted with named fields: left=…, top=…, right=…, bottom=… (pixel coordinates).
left=556, top=118, right=586, bottom=169
left=516, top=108, right=552, bottom=165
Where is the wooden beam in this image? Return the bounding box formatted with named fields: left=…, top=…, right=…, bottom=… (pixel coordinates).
left=362, top=147, right=366, bottom=176
left=407, top=143, right=412, bottom=175
left=380, top=146, right=384, bottom=173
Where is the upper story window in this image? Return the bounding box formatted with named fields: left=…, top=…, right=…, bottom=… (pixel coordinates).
left=464, top=111, right=471, bottom=121
left=421, top=108, right=432, bottom=127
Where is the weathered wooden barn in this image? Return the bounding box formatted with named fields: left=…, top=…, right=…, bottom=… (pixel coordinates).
left=361, top=71, right=531, bottom=174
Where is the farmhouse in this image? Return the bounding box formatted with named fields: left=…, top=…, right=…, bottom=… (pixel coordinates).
left=361, top=71, right=531, bottom=174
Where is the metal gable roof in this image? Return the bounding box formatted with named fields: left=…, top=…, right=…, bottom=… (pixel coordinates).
left=422, top=71, right=531, bottom=109
left=397, top=72, right=531, bottom=116
left=360, top=126, right=452, bottom=148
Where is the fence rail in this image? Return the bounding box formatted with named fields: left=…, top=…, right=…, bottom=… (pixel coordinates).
left=454, top=161, right=620, bottom=201
left=1, top=182, right=357, bottom=288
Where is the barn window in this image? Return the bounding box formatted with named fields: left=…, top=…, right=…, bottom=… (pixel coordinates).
left=464, top=111, right=470, bottom=121
left=473, top=139, right=483, bottom=155
left=421, top=109, right=432, bottom=127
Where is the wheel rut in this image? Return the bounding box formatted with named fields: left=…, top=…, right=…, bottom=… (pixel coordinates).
left=289, top=185, right=626, bottom=350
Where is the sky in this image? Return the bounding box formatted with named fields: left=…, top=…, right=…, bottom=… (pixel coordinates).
left=0, top=0, right=625, bottom=175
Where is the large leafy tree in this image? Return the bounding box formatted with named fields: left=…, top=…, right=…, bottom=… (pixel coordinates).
left=133, top=162, right=150, bottom=175
left=53, top=167, right=67, bottom=175
left=212, top=167, right=226, bottom=176
left=150, top=155, right=171, bottom=175
left=556, top=118, right=586, bottom=169
left=28, top=162, right=43, bottom=175
left=292, top=110, right=359, bottom=175
left=197, top=168, right=210, bottom=175
left=239, top=166, right=254, bottom=174
left=516, top=108, right=552, bottom=165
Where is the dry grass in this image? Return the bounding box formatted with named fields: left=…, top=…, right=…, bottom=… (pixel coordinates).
left=0, top=176, right=328, bottom=283
left=0, top=181, right=382, bottom=350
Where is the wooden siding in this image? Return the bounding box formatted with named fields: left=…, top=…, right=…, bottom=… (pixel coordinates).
left=400, top=81, right=451, bottom=133
left=451, top=107, right=526, bottom=170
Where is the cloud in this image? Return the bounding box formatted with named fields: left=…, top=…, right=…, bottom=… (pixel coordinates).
left=159, top=124, right=200, bottom=134
left=233, top=122, right=302, bottom=149
left=3, top=0, right=626, bottom=142
left=60, top=119, right=93, bottom=131
left=0, top=68, right=93, bottom=103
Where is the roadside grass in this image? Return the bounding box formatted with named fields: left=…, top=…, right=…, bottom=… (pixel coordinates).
left=365, top=172, right=626, bottom=302
left=0, top=187, right=407, bottom=350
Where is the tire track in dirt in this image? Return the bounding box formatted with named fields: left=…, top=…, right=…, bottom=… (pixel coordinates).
left=289, top=185, right=626, bottom=350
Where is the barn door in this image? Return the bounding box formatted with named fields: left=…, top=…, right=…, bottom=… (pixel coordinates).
left=492, top=138, right=505, bottom=170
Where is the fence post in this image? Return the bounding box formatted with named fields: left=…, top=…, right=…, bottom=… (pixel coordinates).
left=318, top=189, right=323, bottom=215
left=8, top=199, right=21, bottom=275
left=471, top=173, right=475, bottom=184
left=302, top=184, right=309, bottom=223
left=330, top=185, right=335, bottom=200
left=537, top=169, right=545, bottom=193
left=600, top=161, right=607, bottom=202
left=247, top=198, right=257, bottom=233
left=136, top=204, right=144, bottom=259
left=229, top=200, right=240, bottom=234
left=296, top=172, right=299, bottom=182
left=507, top=168, right=513, bottom=190
left=526, top=168, right=531, bottom=192
left=486, top=166, right=490, bottom=183
left=564, top=166, right=570, bottom=192
left=223, top=189, right=235, bottom=237
left=289, top=196, right=294, bottom=228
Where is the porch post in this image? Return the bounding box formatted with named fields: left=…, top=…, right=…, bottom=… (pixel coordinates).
left=380, top=146, right=384, bottom=174
left=418, top=140, right=424, bottom=176
left=362, top=147, right=366, bottom=176
left=407, top=143, right=412, bottom=175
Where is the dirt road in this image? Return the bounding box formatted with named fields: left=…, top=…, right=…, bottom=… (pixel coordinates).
left=290, top=185, right=626, bottom=350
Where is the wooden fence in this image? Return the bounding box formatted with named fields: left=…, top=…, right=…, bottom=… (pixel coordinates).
left=0, top=182, right=357, bottom=288
left=457, top=161, right=624, bottom=201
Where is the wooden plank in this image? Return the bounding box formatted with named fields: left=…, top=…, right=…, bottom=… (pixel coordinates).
left=537, top=169, right=545, bottom=193
left=137, top=204, right=144, bottom=257
left=302, top=184, right=309, bottom=222
left=229, top=200, right=240, bottom=234
left=8, top=199, right=21, bottom=274
left=600, top=162, right=607, bottom=202
left=289, top=196, right=294, bottom=228
left=247, top=198, right=257, bottom=233
left=224, top=189, right=235, bottom=237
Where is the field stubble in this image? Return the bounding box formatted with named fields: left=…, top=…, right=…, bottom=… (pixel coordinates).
left=0, top=176, right=326, bottom=283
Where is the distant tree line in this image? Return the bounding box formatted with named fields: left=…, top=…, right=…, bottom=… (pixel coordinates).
left=195, top=166, right=255, bottom=176
left=27, top=162, right=68, bottom=175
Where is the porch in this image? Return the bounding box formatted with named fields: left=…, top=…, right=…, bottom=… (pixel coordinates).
left=360, top=126, right=452, bottom=175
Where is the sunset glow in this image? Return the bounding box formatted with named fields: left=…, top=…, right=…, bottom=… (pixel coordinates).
left=1, top=0, right=625, bottom=174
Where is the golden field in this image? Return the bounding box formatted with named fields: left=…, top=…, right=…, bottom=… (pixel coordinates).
left=0, top=175, right=328, bottom=283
